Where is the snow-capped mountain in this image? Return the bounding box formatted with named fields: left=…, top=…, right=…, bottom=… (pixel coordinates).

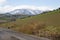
left=9, top=9, right=42, bottom=15
left=0, top=9, right=43, bottom=19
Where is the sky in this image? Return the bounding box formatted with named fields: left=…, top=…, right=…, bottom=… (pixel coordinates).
left=0, top=0, right=60, bottom=13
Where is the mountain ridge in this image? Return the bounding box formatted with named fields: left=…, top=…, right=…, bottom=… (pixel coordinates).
left=8, top=9, right=42, bottom=15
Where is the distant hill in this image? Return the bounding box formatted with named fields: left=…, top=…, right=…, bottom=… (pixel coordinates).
left=0, top=8, right=60, bottom=40
left=9, top=9, right=42, bottom=15
left=0, top=9, right=42, bottom=21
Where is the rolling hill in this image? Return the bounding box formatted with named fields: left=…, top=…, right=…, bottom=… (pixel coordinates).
left=0, top=9, right=42, bottom=22
left=0, top=8, right=60, bottom=40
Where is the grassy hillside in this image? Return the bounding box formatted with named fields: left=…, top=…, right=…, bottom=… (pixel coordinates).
left=0, top=8, right=60, bottom=40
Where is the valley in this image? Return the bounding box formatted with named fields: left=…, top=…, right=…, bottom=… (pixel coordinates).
left=0, top=8, right=60, bottom=40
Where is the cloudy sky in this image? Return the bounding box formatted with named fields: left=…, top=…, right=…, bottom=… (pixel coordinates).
left=0, top=0, right=60, bottom=13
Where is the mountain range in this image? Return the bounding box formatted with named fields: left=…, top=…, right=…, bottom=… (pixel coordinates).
left=0, top=9, right=43, bottom=20
left=8, top=9, right=42, bottom=15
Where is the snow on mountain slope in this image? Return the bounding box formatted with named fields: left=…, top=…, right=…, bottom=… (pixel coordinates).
left=9, top=9, right=42, bottom=15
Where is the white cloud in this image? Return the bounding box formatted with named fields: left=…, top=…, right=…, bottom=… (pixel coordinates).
left=38, top=6, right=54, bottom=11
left=14, top=5, right=38, bottom=10
left=0, top=5, right=54, bottom=13
left=13, top=5, right=54, bottom=11
left=0, top=0, right=7, bottom=4
left=0, top=5, right=14, bottom=13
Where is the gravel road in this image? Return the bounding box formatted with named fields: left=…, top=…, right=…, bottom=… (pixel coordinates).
left=0, top=28, right=51, bottom=40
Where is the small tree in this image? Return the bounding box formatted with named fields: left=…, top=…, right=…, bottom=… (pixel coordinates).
left=58, top=8, right=60, bottom=10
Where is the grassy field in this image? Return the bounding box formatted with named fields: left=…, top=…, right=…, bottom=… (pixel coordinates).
left=0, top=9, right=60, bottom=40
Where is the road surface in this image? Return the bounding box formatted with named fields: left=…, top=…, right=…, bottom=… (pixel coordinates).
left=0, top=28, right=51, bottom=40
